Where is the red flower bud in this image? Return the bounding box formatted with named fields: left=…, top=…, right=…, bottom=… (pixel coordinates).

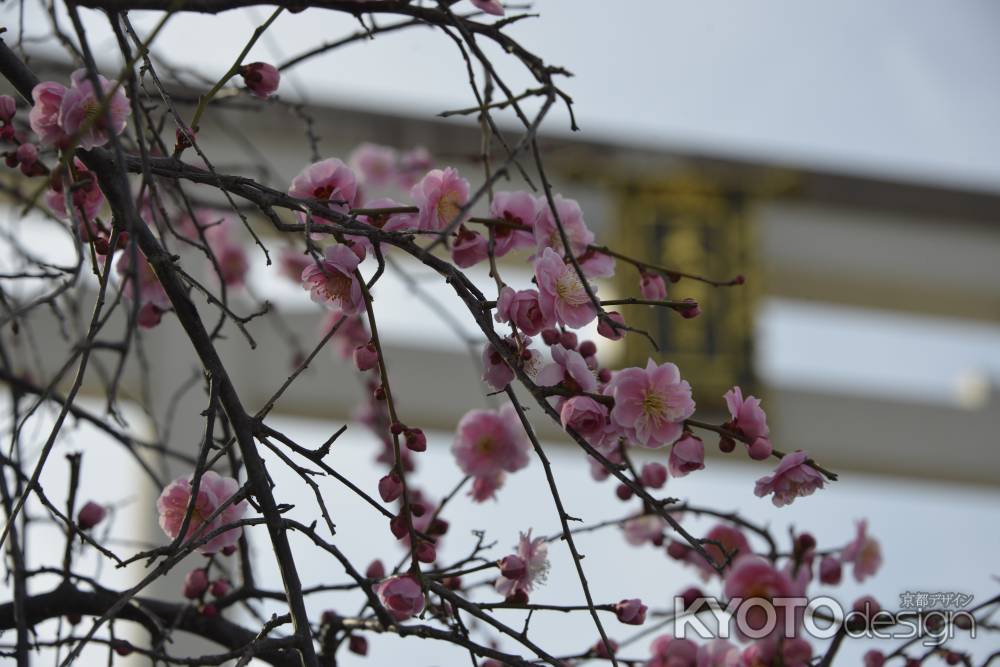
left=77, top=501, right=106, bottom=530
left=183, top=568, right=209, bottom=599
left=378, top=473, right=403, bottom=503
left=614, top=598, right=647, bottom=625
left=365, top=559, right=385, bottom=580
left=348, top=635, right=368, bottom=656
left=239, top=62, right=281, bottom=99
left=404, top=428, right=426, bottom=452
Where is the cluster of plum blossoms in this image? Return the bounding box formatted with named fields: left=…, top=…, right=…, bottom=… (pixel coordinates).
left=6, top=45, right=901, bottom=667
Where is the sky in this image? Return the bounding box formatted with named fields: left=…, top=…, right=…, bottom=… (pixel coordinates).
left=13, top=0, right=1000, bottom=191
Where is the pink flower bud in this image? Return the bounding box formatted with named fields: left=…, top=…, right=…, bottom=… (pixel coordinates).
left=747, top=436, right=773, bottom=460
left=679, top=586, right=704, bottom=610
left=210, top=578, right=230, bottom=598
left=365, top=559, right=386, bottom=579
left=578, top=340, right=597, bottom=358
left=183, top=568, right=209, bottom=599
left=614, top=598, right=647, bottom=625
left=640, top=462, right=668, bottom=489
left=0, top=95, right=16, bottom=122
left=348, top=635, right=368, bottom=656
left=375, top=574, right=424, bottom=620
left=415, top=541, right=437, bottom=563
left=221, top=544, right=238, bottom=557
left=378, top=473, right=403, bottom=503
left=819, top=555, right=842, bottom=585
left=559, top=331, right=578, bottom=349
left=864, top=650, right=885, bottom=667
left=389, top=515, right=408, bottom=540
left=540, top=328, right=561, bottom=345
left=201, top=602, right=218, bottom=617
left=597, top=311, right=626, bottom=340
left=666, top=541, right=690, bottom=560
left=15, top=143, right=37, bottom=168
left=853, top=594, right=881, bottom=615
left=354, top=341, right=379, bottom=372
left=77, top=501, right=107, bottom=530
left=499, top=554, right=526, bottom=580
left=640, top=272, right=667, bottom=300
left=404, top=428, right=426, bottom=452
left=679, top=298, right=701, bottom=319
left=668, top=434, right=705, bottom=477
left=593, top=638, right=618, bottom=659
left=505, top=589, right=529, bottom=604
left=112, top=640, right=133, bottom=656
left=240, top=62, right=280, bottom=99
left=615, top=484, right=632, bottom=501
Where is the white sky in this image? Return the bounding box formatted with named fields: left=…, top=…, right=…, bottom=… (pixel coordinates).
left=14, top=0, right=1000, bottom=191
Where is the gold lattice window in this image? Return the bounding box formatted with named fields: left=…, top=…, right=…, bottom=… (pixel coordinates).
left=612, top=175, right=758, bottom=405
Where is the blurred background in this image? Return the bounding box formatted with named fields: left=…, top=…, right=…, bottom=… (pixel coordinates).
left=4, top=0, right=1000, bottom=664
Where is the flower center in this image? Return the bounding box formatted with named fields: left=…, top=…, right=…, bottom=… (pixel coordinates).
left=319, top=271, right=352, bottom=303
left=436, top=192, right=462, bottom=226
left=554, top=270, right=588, bottom=306
left=641, top=390, right=666, bottom=423
left=475, top=436, right=496, bottom=455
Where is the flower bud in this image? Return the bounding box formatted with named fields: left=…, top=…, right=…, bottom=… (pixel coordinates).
left=679, top=298, right=701, bottom=319
left=597, top=311, right=626, bottom=340
left=747, top=437, right=773, bottom=460
left=183, top=568, right=209, bottom=599
left=365, top=559, right=385, bottom=580
left=640, top=462, right=667, bottom=489
left=540, top=328, right=561, bottom=345
left=404, top=428, right=427, bottom=452
left=499, top=554, right=526, bottom=580
left=389, top=515, right=408, bottom=540
left=201, top=602, right=218, bottom=617
left=578, top=340, right=597, bottom=358
left=614, top=598, right=647, bottom=625
left=210, top=578, right=230, bottom=598
left=559, top=331, right=578, bottom=349
left=239, top=62, right=281, bottom=99
left=112, top=640, right=134, bottom=656
left=0, top=95, right=16, bottom=123
left=221, top=544, right=238, bottom=557
left=415, top=541, right=437, bottom=563
left=679, top=586, right=704, bottom=610
left=819, top=555, right=842, bottom=585
left=354, top=341, right=379, bottom=372
left=348, top=635, right=368, bottom=656
left=77, top=501, right=106, bottom=530
left=615, top=483, right=633, bottom=501
left=378, top=473, right=403, bottom=503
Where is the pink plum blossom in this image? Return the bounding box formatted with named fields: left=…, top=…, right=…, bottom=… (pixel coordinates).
left=395, top=146, right=432, bottom=188
left=697, top=639, right=741, bottom=667
left=46, top=160, right=104, bottom=222
left=494, top=530, right=549, bottom=599
left=116, top=250, right=171, bottom=328
left=239, top=62, right=280, bottom=98
left=288, top=158, right=360, bottom=220
left=482, top=342, right=516, bottom=391
left=688, top=524, right=752, bottom=579
left=560, top=396, right=609, bottom=442
left=724, top=386, right=772, bottom=459
left=648, top=636, right=698, bottom=667
left=58, top=69, right=131, bottom=150
left=723, top=555, right=797, bottom=641
left=349, top=143, right=398, bottom=187
left=640, top=272, right=668, bottom=300
left=214, top=242, right=249, bottom=287
left=29, top=81, right=68, bottom=146
left=301, top=244, right=364, bottom=314
left=669, top=432, right=706, bottom=477
left=607, top=359, right=695, bottom=449
left=470, top=0, right=504, bottom=16
left=451, top=226, right=489, bottom=267
left=622, top=514, right=667, bottom=546
left=495, top=286, right=552, bottom=336
left=322, top=311, right=369, bottom=360
left=534, top=247, right=597, bottom=328
left=841, top=520, right=882, bottom=582
left=753, top=450, right=825, bottom=507
left=536, top=344, right=596, bottom=396
left=577, top=247, right=616, bottom=278
left=375, top=575, right=424, bottom=620
left=410, top=167, right=469, bottom=232
left=818, top=555, right=842, bottom=585
left=452, top=404, right=530, bottom=500
left=489, top=191, right=537, bottom=256
left=156, top=471, right=248, bottom=554
left=533, top=194, right=594, bottom=257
